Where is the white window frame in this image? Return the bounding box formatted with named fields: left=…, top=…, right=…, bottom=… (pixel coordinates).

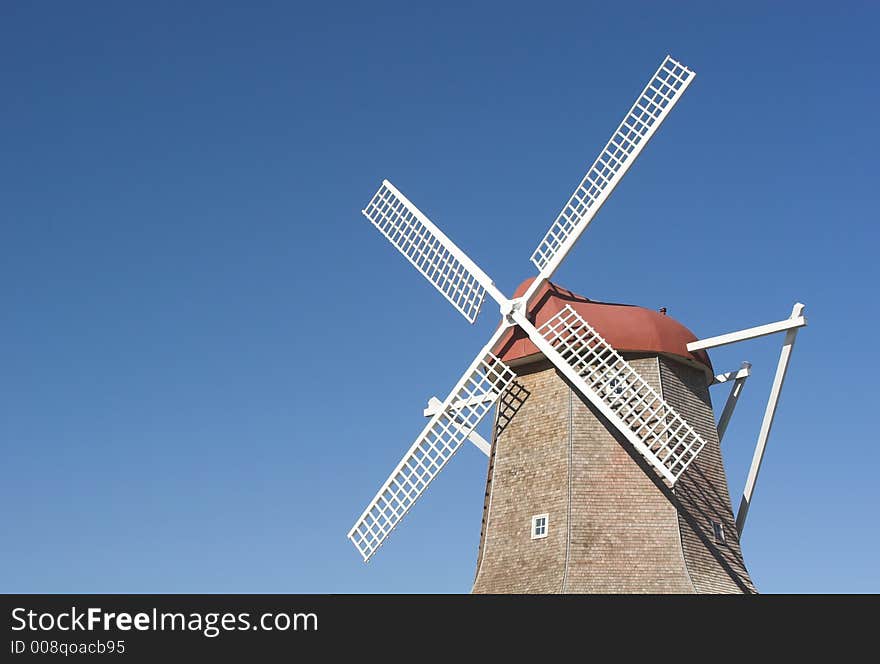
left=711, top=519, right=726, bottom=545
left=531, top=513, right=549, bottom=540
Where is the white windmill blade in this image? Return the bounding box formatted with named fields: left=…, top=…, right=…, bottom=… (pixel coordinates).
left=530, top=55, right=695, bottom=279
left=362, top=180, right=502, bottom=324
left=348, top=333, right=516, bottom=562
left=510, top=305, right=706, bottom=485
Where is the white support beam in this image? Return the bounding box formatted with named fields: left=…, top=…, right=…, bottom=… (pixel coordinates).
left=735, top=303, right=805, bottom=535
left=714, top=362, right=751, bottom=444
left=712, top=364, right=752, bottom=385
left=687, top=311, right=807, bottom=352
left=423, top=393, right=498, bottom=417
left=424, top=396, right=492, bottom=457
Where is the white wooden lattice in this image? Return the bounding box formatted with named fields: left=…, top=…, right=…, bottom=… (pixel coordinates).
left=363, top=180, right=488, bottom=323
left=348, top=353, right=516, bottom=561
left=538, top=305, right=706, bottom=484
left=531, top=56, right=695, bottom=275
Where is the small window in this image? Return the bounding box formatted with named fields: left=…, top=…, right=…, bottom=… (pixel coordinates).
left=531, top=514, right=548, bottom=540
left=712, top=519, right=726, bottom=545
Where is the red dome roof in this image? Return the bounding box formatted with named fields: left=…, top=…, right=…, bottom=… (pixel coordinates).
left=494, top=278, right=712, bottom=374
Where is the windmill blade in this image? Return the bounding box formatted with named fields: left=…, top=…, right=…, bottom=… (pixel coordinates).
left=530, top=56, right=695, bottom=277
left=511, top=305, right=706, bottom=485
left=348, top=340, right=516, bottom=561
left=362, top=180, right=500, bottom=324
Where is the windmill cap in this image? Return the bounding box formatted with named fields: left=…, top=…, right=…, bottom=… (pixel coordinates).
left=495, top=278, right=713, bottom=377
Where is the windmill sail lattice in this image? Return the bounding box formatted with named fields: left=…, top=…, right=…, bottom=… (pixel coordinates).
left=536, top=305, right=707, bottom=484
left=531, top=56, right=695, bottom=275
left=350, top=55, right=707, bottom=564
left=348, top=352, right=516, bottom=561
left=363, top=180, right=489, bottom=324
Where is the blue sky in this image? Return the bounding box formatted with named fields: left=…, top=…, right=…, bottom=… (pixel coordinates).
left=2, top=2, right=878, bottom=593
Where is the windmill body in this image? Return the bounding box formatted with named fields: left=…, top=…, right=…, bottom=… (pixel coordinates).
left=347, top=56, right=805, bottom=593
left=472, top=280, right=754, bottom=593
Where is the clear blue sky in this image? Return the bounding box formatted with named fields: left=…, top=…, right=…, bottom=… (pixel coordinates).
left=2, top=2, right=878, bottom=593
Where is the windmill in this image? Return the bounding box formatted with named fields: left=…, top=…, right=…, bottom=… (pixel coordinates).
left=347, top=56, right=806, bottom=593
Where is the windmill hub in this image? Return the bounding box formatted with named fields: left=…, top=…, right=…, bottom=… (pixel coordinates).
left=499, top=297, right=524, bottom=323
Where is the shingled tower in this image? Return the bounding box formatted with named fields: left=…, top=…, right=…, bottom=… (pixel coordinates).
left=472, top=280, right=755, bottom=593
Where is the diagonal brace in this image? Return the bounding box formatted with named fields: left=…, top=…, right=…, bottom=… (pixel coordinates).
left=713, top=362, right=752, bottom=444
left=735, top=303, right=806, bottom=535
